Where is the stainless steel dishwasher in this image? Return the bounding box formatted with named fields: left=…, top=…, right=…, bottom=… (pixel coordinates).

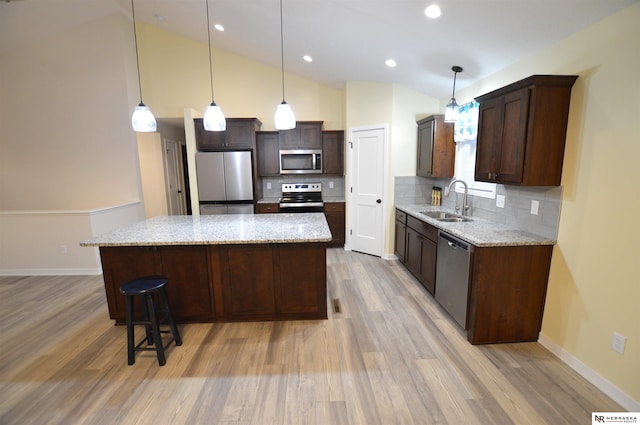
left=435, top=231, right=474, bottom=329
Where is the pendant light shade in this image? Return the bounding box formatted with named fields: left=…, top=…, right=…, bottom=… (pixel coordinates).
left=275, top=0, right=295, bottom=130
left=275, top=101, right=296, bottom=130
left=204, top=102, right=226, bottom=131
left=203, top=0, right=226, bottom=131
left=130, top=0, right=156, bottom=132
left=132, top=102, right=157, bottom=132
left=444, top=66, right=463, bottom=123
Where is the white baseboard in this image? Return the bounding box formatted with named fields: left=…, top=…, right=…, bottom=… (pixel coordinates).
left=538, top=333, right=639, bottom=411
left=0, top=268, right=102, bottom=276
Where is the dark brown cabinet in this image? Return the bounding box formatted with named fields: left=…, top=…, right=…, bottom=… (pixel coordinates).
left=404, top=215, right=438, bottom=295
left=467, top=244, right=553, bottom=344
left=394, top=210, right=555, bottom=344
left=278, top=121, right=323, bottom=150
left=218, top=243, right=327, bottom=320
left=324, top=202, right=345, bottom=247
left=99, top=246, right=214, bottom=323
left=100, top=242, right=327, bottom=324
left=322, top=131, right=344, bottom=175
left=416, top=115, right=455, bottom=178
left=474, top=75, right=578, bottom=186
left=256, top=131, right=280, bottom=176
left=195, top=118, right=261, bottom=151
left=394, top=210, right=407, bottom=262
left=255, top=203, right=280, bottom=213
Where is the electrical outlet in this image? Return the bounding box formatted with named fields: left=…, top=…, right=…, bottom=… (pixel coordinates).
left=496, top=195, right=506, bottom=208
left=60, top=245, right=68, bottom=255
left=329, top=181, right=334, bottom=189
left=267, top=182, right=272, bottom=190
left=530, top=200, right=539, bottom=215
left=612, top=332, right=626, bottom=354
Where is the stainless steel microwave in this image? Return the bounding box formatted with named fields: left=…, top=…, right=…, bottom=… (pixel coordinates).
left=279, top=149, right=322, bottom=174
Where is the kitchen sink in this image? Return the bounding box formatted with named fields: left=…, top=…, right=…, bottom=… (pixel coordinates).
left=419, top=211, right=473, bottom=222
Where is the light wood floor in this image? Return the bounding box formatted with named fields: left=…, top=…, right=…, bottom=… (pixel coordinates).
left=0, top=248, right=621, bottom=424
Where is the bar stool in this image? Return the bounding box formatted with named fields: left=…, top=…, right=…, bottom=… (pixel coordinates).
left=120, top=276, right=182, bottom=366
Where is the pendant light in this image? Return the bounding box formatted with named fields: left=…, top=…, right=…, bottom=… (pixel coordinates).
left=130, top=0, right=157, bottom=132
left=203, top=0, right=226, bottom=131
left=274, top=0, right=296, bottom=130
left=444, top=66, right=463, bottom=123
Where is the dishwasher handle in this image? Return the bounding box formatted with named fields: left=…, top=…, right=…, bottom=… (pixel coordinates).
left=438, top=231, right=473, bottom=252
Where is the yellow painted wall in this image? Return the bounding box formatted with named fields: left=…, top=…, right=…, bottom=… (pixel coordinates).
left=451, top=3, right=640, bottom=403
left=137, top=23, right=344, bottom=131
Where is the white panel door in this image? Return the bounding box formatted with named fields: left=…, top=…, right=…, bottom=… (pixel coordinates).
left=349, top=127, right=385, bottom=256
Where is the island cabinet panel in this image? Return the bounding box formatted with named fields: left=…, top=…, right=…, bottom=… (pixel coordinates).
left=99, top=246, right=214, bottom=324
left=219, top=244, right=276, bottom=318
left=467, top=244, right=553, bottom=344
left=274, top=243, right=327, bottom=317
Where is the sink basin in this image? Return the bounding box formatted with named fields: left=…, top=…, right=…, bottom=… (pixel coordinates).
left=419, top=211, right=473, bottom=222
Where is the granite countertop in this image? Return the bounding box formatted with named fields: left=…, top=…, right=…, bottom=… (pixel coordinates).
left=396, top=204, right=555, bottom=247
left=80, top=213, right=332, bottom=247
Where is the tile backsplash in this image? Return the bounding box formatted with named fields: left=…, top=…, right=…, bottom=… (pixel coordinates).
left=394, top=176, right=562, bottom=240
left=261, top=176, right=346, bottom=199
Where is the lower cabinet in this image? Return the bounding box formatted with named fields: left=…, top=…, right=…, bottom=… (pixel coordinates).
left=100, top=243, right=327, bottom=324
left=100, top=246, right=214, bottom=323
left=255, top=203, right=280, bottom=213
left=324, top=202, right=345, bottom=247
left=404, top=215, right=438, bottom=295
left=394, top=208, right=554, bottom=344
left=394, top=210, right=407, bottom=262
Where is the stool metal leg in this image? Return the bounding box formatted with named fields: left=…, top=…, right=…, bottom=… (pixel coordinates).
left=125, top=295, right=135, bottom=365
left=145, top=293, right=166, bottom=366
left=160, top=287, right=182, bottom=346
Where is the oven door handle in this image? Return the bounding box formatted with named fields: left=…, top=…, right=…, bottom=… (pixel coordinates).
left=279, top=202, right=324, bottom=208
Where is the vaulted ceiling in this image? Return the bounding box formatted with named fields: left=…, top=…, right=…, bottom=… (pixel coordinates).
left=1, top=0, right=637, bottom=98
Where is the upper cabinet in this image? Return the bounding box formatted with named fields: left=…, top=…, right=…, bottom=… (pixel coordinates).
left=278, top=121, right=323, bottom=150
left=195, top=118, right=262, bottom=151
left=322, top=131, right=344, bottom=176
left=416, top=115, right=455, bottom=178
left=256, top=131, right=280, bottom=177
left=474, top=75, right=578, bottom=186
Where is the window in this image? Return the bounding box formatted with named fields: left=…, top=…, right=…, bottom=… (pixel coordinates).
left=453, top=102, right=496, bottom=199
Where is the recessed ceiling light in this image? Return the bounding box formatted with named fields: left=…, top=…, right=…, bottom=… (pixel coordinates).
left=303, top=55, right=313, bottom=62
left=385, top=59, right=397, bottom=68
left=424, top=4, right=442, bottom=19
left=214, top=24, right=224, bottom=32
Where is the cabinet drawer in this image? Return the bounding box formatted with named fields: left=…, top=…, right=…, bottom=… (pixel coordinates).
left=407, top=216, right=437, bottom=242
left=395, top=210, right=407, bottom=224
left=256, top=203, right=280, bottom=213
left=325, top=202, right=345, bottom=212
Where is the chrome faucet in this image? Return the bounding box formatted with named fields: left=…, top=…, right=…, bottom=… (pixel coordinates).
left=446, top=179, right=470, bottom=215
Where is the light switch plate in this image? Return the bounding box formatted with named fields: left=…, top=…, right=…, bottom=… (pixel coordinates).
left=496, top=195, right=505, bottom=208
left=531, top=200, right=539, bottom=215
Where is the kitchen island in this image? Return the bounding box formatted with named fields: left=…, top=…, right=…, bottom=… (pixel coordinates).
left=81, top=213, right=332, bottom=324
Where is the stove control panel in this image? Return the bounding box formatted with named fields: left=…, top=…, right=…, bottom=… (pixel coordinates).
left=282, top=183, right=322, bottom=193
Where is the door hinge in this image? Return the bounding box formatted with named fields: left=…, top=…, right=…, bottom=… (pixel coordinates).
left=350, top=229, right=353, bottom=235
left=350, top=187, right=353, bottom=193
left=349, top=141, right=353, bottom=148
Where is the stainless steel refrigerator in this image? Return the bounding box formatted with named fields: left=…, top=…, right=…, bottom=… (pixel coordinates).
left=195, top=151, right=254, bottom=215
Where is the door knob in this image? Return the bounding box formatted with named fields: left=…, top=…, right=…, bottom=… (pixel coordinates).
left=376, top=199, right=382, bottom=204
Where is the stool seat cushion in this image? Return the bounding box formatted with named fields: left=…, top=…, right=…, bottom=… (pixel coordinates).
left=120, top=276, right=168, bottom=296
